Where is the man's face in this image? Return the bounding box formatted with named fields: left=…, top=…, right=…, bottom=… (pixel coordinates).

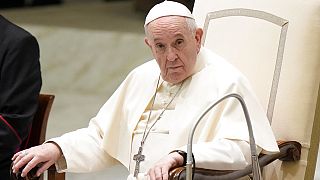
left=145, top=16, right=203, bottom=84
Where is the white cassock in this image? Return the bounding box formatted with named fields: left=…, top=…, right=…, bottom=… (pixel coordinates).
left=51, top=47, right=279, bottom=179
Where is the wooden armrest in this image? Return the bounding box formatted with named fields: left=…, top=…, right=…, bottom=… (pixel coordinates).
left=48, top=165, right=65, bottom=180
left=168, top=141, right=301, bottom=180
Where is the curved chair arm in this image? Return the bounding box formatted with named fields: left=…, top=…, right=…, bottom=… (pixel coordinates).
left=169, top=141, right=301, bottom=180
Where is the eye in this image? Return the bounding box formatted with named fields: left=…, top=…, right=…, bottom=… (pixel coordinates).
left=155, top=43, right=165, bottom=49
left=175, top=39, right=184, bottom=47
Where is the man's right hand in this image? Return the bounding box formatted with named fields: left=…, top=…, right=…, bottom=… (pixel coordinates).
left=11, top=142, right=62, bottom=177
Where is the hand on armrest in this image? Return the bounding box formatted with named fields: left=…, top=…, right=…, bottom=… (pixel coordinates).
left=11, top=142, right=62, bottom=178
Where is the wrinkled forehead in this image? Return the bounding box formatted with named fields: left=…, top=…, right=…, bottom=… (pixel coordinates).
left=148, top=16, right=188, bottom=29
left=146, top=16, right=190, bottom=38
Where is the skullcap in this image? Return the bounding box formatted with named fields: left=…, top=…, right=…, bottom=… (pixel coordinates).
left=144, top=1, right=194, bottom=26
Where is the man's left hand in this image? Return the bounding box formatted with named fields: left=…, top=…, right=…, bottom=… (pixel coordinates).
left=147, top=152, right=184, bottom=180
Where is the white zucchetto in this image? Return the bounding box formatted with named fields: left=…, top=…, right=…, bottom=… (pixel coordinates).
left=144, top=1, right=194, bottom=27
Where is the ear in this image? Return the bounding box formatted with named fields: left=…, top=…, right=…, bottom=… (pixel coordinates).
left=195, top=28, right=203, bottom=52
left=144, top=37, right=152, bottom=48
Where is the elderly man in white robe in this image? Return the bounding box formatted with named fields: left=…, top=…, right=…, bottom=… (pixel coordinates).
left=12, top=1, right=279, bottom=180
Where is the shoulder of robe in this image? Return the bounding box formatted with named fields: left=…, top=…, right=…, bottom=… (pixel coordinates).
left=200, top=48, right=249, bottom=88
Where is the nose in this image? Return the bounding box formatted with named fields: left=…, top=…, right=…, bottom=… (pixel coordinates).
left=166, top=46, right=178, bottom=62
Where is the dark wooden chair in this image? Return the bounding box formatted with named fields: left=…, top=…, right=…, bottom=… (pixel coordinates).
left=25, top=94, right=55, bottom=149
left=168, top=141, right=301, bottom=180
left=10, top=94, right=55, bottom=180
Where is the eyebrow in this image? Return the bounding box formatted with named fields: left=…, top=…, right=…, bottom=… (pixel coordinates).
left=153, top=33, right=185, bottom=42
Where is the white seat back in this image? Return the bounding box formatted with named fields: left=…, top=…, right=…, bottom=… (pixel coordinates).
left=193, top=0, right=320, bottom=179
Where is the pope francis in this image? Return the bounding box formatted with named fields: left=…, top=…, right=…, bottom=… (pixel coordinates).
left=12, top=1, right=279, bottom=180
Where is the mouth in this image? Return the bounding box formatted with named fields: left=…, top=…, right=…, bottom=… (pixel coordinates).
left=168, top=65, right=183, bottom=70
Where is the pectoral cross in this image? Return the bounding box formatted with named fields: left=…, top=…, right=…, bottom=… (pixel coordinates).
left=133, top=146, right=145, bottom=177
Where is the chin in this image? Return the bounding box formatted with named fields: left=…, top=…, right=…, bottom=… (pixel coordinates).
left=166, top=76, right=185, bottom=84
left=163, top=72, right=188, bottom=84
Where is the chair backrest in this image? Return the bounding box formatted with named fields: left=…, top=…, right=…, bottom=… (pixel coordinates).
left=25, top=94, right=55, bottom=149
left=201, top=9, right=288, bottom=123
left=193, top=0, right=320, bottom=179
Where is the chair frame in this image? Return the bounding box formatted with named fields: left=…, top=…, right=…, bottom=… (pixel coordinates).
left=25, top=94, right=55, bottom=149
left=48, top=166, right=65, bottom=180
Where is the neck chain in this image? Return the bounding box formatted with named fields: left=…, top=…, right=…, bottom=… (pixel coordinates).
left=133, top=75, right=185, bottom=177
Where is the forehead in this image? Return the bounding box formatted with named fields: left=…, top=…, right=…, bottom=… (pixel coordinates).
left=147, top=16, right=190, bottom=40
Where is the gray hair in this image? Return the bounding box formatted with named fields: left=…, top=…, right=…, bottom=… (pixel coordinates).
left=145, top=16, right=198, bottom=39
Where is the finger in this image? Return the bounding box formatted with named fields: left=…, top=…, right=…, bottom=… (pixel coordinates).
left=161, top=167, right=169, bottom=180
left=148, top=168, right=156, bottom=180
left=12, top=155, right=22, bottom=172
left=162, top=173, right=168, bottom=180
left=35, top=161, right=54, bottom=177
left=12, top=152, right=30, bottom=173
left=13, top=151, right=25, bottom=165
left=17, top=154, right=40, bottom=177
left=154, top=167, right=162, bottom=180
left=12, top=151, right=22, bottom=161
left=21, top=156, right=43, bottom=177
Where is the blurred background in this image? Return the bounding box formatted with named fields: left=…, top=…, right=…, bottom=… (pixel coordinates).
left=0, top=0, right=319, bottom=179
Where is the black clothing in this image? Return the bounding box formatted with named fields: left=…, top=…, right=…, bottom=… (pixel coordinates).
left=0, top=15, right=42, bottom=179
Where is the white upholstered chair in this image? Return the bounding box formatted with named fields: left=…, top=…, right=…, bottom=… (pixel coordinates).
left=169, top=0, right=320, bottom=179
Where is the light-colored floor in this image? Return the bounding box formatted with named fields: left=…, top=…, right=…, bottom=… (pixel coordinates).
left=1, top=0, right=319, bottom=179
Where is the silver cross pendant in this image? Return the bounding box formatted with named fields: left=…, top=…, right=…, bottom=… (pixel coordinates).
left=133, top=146, right=145, bottom=177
